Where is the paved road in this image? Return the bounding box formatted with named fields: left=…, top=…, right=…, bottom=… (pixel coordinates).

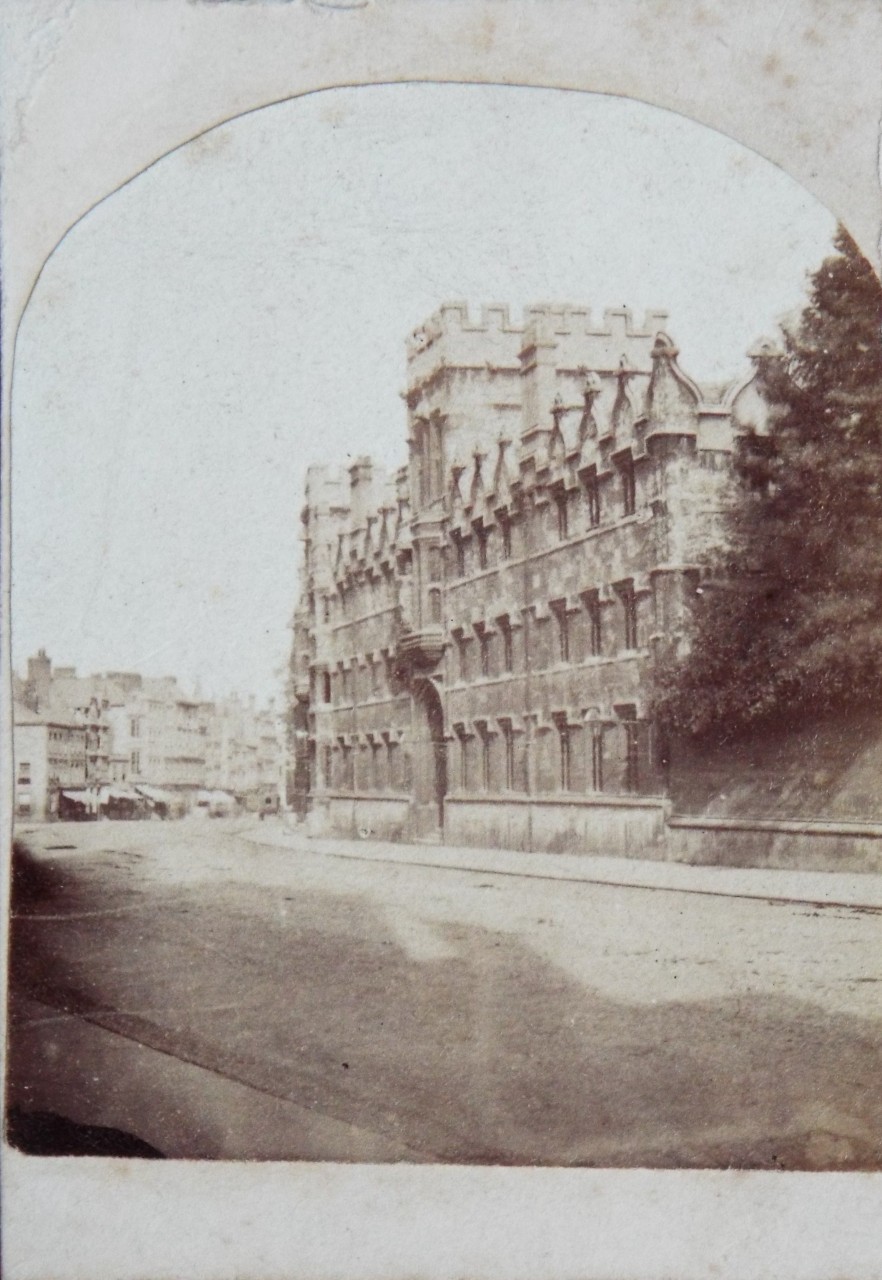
left=7, top=819, right=882, bottom=1167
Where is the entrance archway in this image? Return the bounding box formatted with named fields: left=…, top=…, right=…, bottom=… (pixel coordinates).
left=411, top=678, right=447, bottom=838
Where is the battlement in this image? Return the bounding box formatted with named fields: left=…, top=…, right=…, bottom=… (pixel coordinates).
left=406, top=301, right=672, bottom=398
left=407, top=301, right=670, bottom=357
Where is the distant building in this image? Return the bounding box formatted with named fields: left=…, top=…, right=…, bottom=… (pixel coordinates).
left=204, top=694, right=283, bottom=807
left=13, top=701, right=88, bottom=820
left=290, top=301, right=768, bottom=853
left=14, top=653, right=283, bottom=815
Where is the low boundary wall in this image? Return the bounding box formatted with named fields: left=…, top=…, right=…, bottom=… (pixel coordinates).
left=666, top=814, right=882, bottom=873
left=309, top=791, right=882, bottom=871
left=443, top=793, right=668, bottom=858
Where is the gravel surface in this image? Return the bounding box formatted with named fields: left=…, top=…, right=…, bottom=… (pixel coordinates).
left=7, top=819, right=882, bottom=1166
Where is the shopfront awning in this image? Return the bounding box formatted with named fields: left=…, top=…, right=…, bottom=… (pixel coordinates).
left=134, top=784, right=175, bottom=804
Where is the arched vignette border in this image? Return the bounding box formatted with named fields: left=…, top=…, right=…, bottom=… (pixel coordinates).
left=1, top=75, right=856, bottom=806
left=8, top=73, right=861, bottom=385
left=1, top=75, right=881, bottom=1280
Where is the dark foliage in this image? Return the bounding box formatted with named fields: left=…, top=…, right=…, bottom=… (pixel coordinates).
left=654, top=228, right=882, bottom=740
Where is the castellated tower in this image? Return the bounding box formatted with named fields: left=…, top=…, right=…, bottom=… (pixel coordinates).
left=404, top=302, right=670, bottom=511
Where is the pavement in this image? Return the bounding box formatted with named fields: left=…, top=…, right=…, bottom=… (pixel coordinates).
left=238, top=816, right=882, bottom=910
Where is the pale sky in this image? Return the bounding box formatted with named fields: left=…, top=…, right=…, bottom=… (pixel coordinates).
left=11, top=83, right=836, bottom=703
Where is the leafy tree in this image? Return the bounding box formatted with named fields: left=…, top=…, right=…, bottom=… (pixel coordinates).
left=654, top=227, right=882, bottom=741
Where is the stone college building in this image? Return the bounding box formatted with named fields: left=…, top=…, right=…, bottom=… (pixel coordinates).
left=290, top=302, right=768, bottom=854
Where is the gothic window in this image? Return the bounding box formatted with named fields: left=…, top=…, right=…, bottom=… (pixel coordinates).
left=322, top=671, right=332, bottom=704
left=452, top=531, right=466, bottom=578
left=454, top=727, right=470, bottom=791
left=500, top=719, right=515, bottom=791
left=475, top=722, right=492, bottom=791
left=554, top=488, right=569, bottom=540
left=583, top=591, right=602, bottom=656
left=429, top=419, right=444, bottom=499
left=370, top=740, right=383, bottom=789
left=551, top=600, right=570, bottom=663
left=427, top=544, right=442, bottom=582
left=615, top=580, right=638, bottom=650
left=617, top=707, right=640, bottom=793
left=583, top=466, right=601, bottom=528
left=474, top=523, right=490, bottom=570
left=498, top=615, right=514, bottom=673
left=428, top=587, right=442, bottom=625
left=387, top=739, right=399, bottom=789
left=499, top=514, right=513, bottom=560
left=555, top=718, right=571, bottom=791
left=589, top=728, right=604, bottom=792
left=617, top=452, right=636, bottom=517
left=476, top=625, right=492, bottom=678
left=341, top=743, right=354, bottom=790
left=454, top=631, right=470, bottom=682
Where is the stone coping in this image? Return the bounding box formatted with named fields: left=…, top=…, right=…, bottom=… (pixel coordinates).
left=669, top=815, right=882, bottom=839
left=445, top=791, right=667, bottom=810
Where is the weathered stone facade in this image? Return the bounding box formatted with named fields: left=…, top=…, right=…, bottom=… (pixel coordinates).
left=291, top=302, right=766, bottom=854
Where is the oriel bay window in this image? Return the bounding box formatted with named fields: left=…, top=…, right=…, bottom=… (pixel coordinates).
left=427, top=543, right=443, bottom=582
left=417, top=417, right=444, bottom=504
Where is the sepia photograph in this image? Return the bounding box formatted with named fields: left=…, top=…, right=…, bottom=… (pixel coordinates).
left=2, top=3, right=882, bottom=1277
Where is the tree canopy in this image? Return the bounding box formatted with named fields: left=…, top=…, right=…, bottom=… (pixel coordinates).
left=653, top=227, right=882, bottom=741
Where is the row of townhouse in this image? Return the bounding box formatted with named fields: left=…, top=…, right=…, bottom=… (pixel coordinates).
left=13, top=651, right=284, bottom=820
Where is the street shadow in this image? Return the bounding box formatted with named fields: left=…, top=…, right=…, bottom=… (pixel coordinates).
left=6, top=861, right=882, bottom=1167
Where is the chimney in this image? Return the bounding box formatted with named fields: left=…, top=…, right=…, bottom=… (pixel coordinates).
left=26, top=649, right=52, bottom=712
